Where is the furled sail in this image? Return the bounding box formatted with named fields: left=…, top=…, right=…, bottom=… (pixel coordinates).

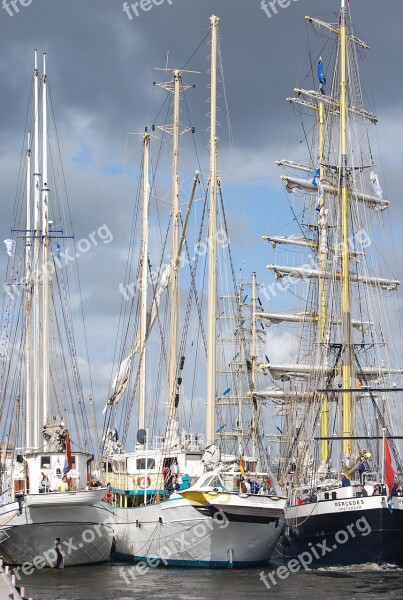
left=259, top=362, right=403, bottom=382
left=259, top=311, right=372, bottom=331
left=280, top=175, right=389, bottom=211
left=267, top=264, right=400, bottom=291
left=290, top=87, right=377, bottom=124
left=263, top=235, right=317, bottom=249
left=252, top=387, right=314, bottom=404
left=104, top=264, right=172, bottom=413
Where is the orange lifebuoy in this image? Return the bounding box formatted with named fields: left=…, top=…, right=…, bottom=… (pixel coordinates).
left=137, top=476, right=151, bottom=488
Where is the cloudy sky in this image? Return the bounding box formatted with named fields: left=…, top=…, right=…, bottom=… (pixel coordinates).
left=1, top=0, right=402, bottom=447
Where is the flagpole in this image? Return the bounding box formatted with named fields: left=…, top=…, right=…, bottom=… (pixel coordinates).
left=144, top=427, right=149, bottom=506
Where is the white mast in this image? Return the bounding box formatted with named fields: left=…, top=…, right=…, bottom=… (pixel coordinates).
left=138, top=129, right=150, bottom=431
left=24, top=132, right=32, bottom=448
left=206, top=14, right=219, bottom=445
left=251, top=271, right=257, bottom=457
left=41, top=53, right=50, bottom=428
left=153, top=67, right=195, bottom=430
left=33, top=50, right=41, bottom=449
left=167, top=69, right=182, bottom=426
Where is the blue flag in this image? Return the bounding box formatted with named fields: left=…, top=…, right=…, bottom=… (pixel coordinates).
left=318, top=59, right=326, bottom=85
left=311, top=168, right=320, bottom=185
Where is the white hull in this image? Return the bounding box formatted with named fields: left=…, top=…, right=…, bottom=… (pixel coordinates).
left=0, top=500, right=114, bottom=566
left=114, top=493, right=285, bottom=567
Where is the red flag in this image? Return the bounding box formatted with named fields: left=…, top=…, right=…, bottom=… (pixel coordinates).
left=384, top=434, right=395, bottom=495
left=63, top=433, right=72, bottom=474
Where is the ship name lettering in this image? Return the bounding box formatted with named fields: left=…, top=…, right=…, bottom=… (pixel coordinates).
left=334, top=499, right=364, bottom=509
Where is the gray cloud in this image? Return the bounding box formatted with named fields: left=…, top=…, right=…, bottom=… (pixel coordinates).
left=1, top=0, right=402, bottom=443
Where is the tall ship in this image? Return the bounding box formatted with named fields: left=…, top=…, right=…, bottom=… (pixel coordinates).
left=259, top=0, right=403, bottom=565
left=0, top=52, right=113, bottom=566
left=103, top=15, right=286, bottom=568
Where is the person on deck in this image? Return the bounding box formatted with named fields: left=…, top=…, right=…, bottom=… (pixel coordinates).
left=102, top=482, right=113, bottom=503
left=357, top=485, right=368, bottom=497
left=250, top=478, right=261, bottom=494
left=357, top=458, right=366, bottom=484
left=395, top=484, right=403, bottom=496
left=372, top=484, right=381, bottom=495
left=55, top=538, right=64, bottom=569
left=340, top=473, right=351, bottom=487
left=57, top=475, right=69, bottom=493
left=170, top=459, right=179, bottom=478
left=239, top=480, right=248, bottom=494
left=40, top=472, right=49, bottom=493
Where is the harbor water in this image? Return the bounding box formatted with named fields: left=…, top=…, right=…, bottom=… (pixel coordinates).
left=16, top=560, right=403, bottom=600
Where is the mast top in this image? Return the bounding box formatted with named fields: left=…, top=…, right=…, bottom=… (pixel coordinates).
left=210, top=14, right=219, bottom=26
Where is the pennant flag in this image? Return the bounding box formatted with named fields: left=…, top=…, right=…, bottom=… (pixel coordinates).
left=239, top=455, right=245, bottom=478
left=4, top=239, right=16, bottom=257
left=370, top=170, right=384, bottom=200
left=384, top=433, right=395, bottom=496
left=311, top=168, right=321, bottom=184
left=63, top=432, right=73, bottom=474
left=312, top=168, right=324, bottom=211
left=318, top=58, right=326, bottom=85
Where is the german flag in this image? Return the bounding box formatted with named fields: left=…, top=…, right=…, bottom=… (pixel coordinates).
left=239, top=455, right=245, bottom=478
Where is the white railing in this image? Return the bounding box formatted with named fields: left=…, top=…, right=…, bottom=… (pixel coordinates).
left=152, top=433, right=204, bottom=451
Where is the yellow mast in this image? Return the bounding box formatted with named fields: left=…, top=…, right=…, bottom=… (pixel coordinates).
left=340, top=0, right=353, bottom=456
left=318, top=99, right=329, bottom=463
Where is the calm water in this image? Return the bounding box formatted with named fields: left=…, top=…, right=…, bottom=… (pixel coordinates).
left=16, top=560, right=403, bottom=600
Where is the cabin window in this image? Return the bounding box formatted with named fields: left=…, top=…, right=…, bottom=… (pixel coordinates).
left=40, top=456, right=51, bottom=469
left=136, top=458, right=155, bottom=470
left=208, top=475, right=224, bottom=489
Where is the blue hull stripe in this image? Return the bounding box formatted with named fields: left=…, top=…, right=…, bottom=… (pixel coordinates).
left=112, top=551, right=269, bottom=569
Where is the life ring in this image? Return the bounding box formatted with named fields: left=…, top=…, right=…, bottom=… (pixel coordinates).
left=137, top=476, right=151, bottom=488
